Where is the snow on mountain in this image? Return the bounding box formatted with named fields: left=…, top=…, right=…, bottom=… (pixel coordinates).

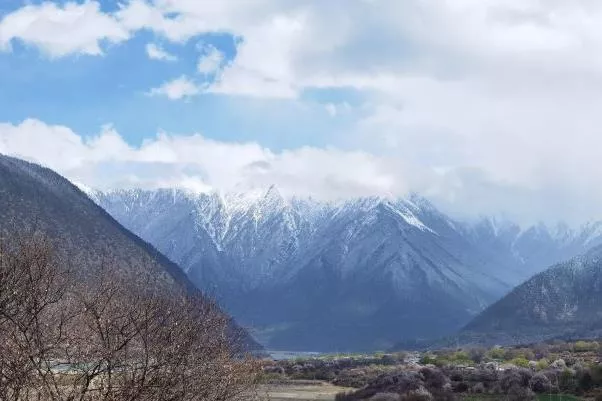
left=91, top=186, right=602, bottom=351
left=463, top=243, right=602, bottom=345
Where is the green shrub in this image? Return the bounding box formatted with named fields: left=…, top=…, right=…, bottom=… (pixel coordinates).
left=574, top=341, right=599, bottom=352
left=488, top=347, right=505, bottom=360
left=536, top=359, right=549, bottom=371
left=453, top=351, right=470, bottom=361
left=510, top=358, right=531, bottom=368
left=420, top=354, right=438, bottom=365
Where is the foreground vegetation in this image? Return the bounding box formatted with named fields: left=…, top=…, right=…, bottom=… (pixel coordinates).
left=9, top=232, right=602, bottom=401
left=0, top=233, right=260, bottom=400
left=260, top=340, right=602, bottom=400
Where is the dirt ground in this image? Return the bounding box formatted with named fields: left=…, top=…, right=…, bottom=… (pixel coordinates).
left=260, top=381, right=350, bottom=401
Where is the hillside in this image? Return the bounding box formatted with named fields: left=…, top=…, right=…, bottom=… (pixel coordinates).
left=0, top=154, right=260, bottom=351
left=464, top=244, right=602, bottom=343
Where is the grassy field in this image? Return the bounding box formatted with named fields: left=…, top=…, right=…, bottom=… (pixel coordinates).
left=262, top=385, right=585, bottom=401
left=262, top=383, right=586, bottom=401
left=463, top=395, right=583, bottom=401
left=260, top=381, right=349, bottom=401
left=536, top=395, right=583, bottom=401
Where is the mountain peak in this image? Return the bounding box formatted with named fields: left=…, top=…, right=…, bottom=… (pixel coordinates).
left=262, top=184, right=284, bottom=203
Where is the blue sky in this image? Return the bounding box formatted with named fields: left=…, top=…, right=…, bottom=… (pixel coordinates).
left=2, top=0, right=602, bottom=224
left=0, top=8, right=354, bottom=149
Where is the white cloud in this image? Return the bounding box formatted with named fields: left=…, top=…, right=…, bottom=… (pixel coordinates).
left=196, top=44, right=224, bottom=74
left=0, top=1, right=129, bottom=57
left=148, top=75, right=202, bottom=100
left=6, top=1, right=602, bottom=223
left=325, top=104, right=337, bottom=117
left=4, top=117, right=602, bottom=224
left=207, top=13, right=306, bottom=98
left=325, top=102, right=351, bottom=117
left=115, top=0, right=236, bottom=43
left=0, top=119, right=400, bottom=200
left=146, top=43, right=177, bottom=61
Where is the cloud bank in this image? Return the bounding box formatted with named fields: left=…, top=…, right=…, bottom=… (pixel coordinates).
left=0, top=119, right=401, bottom=199
left=0, top=118, right=600, bottom=226
left=3, top=1, right=602, bottom=224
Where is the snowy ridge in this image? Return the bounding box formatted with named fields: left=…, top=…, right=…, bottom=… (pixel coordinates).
left=91, top=185, right=602, bottom=351
left=465, top=242, right=602, bottom=342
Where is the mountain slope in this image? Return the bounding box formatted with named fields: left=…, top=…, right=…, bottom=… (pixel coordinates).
left=224, top=196, right=503, bottom=351
left=463, top=244, right=602, bottom=343
left=0, top=155, right=260, bottom=351
left=93, top=187, right=602, bottom=351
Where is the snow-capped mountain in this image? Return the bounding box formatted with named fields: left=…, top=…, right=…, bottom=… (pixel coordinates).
left=463, top=243, right=602, bottom=345
left=92, top=187, right=602, bottom=351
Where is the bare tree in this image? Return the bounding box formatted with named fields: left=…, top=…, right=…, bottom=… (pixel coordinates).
left=0, top=233, right=259, bottom=401
left=0, top=233, right=74, bottom=401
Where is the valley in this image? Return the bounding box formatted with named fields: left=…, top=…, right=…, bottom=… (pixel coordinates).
left=258, top=340, right=602, bottom=401
left=92, top=187, right=602, bottom=351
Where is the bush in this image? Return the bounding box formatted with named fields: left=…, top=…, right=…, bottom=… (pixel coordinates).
left=334, top=366, right=396, bottom=388
left=577, top=370, right=594, bottom=392
left=501, top=369, right=532, bottom=392
left=522, top=350, right=536, bottom=361
left=529, top=373, right=552, bottom=393
left=507, top=384, right=535, bottom=401
left=468, top=347, right=487, bottom=364
left=401, top=387, right=433, bottom=401
left=536, top=359, right=549, bottom=370
left=471, top=382, right=486, bottom=394
left=574, top=341, right=599, bottom=352
left=452, top=351, right=470, bottom=362
left=533, top=344, right=550, bottom=359
left=488, top=347, right=506, bottom=360
left=590, top=364, right=602, bottom=384
left=510, top=358, right=531, bottom=368
left=505, top=348, right=523, bottom=361
left=452, top=381, right=469, bottom=393
left=420, top=354, right=438, bottom=365
left=420, top=367, right=448, bottom=389
left=558, top=368, right=577, bottom=392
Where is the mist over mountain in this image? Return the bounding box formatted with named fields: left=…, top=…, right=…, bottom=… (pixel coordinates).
left=91, top=186, right=602, bottom=351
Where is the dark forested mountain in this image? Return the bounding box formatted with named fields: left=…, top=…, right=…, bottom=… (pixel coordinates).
left=0, top=155, right=191, bottom=290
left=0, top=154, right=259, bottom=350
left=92, top=187, right=602, bottom=351
left=463, top=244, right=602, bottom=344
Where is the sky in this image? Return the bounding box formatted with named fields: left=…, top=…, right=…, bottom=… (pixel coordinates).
left=1, top=0, right=602, bottom=224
